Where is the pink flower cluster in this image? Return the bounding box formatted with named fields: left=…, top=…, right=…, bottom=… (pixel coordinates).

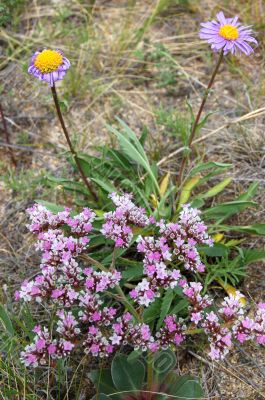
left=233, top=302, right=265, bottom=345
left=156, top=315, right=186, bottom=349
left=21, top=325, right=74, bottom=367
left=158, top=204, right=213, bottom=272
left=185, top=285, right=265, bottom=359
left=101, top=193, right=152, bottom=247
left=129, top=204, right=212, bottom=306
left=17, top=195, right=265, bottom=367
left=183, top=282, right=212, bottom=324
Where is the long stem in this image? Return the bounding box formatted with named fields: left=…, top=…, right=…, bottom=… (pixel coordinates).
left=177, top=51, right=224, bottom=187
left=50, top=85, right=98, bottom=202
left=0, top=102, right=17, bottom=167
left=146, top=351, right=154, bottom=398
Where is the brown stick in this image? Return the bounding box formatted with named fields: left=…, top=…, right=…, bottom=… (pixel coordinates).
left=0, top=102, right=17, bottom=167
left=51, top=85, right=98, bottom=202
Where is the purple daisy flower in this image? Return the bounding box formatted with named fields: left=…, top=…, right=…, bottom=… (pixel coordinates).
left=28, top=49, right=70, bottom=86
left=199, top=12, right=257, bottom=56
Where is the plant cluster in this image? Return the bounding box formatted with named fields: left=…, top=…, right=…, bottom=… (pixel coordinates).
left=1, top=8, right=264, bottom=400
left=16, top=194, right=264, bottom=370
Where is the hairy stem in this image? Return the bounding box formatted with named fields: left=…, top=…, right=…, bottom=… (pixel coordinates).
left=177, top=51, right=224, bottom=187
left=51, top=85, right=98, bottom=202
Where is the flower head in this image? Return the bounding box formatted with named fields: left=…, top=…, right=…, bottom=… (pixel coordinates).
left=199, top=12, right=257, bottom=56
left=28, top=49, right=70, bottom=86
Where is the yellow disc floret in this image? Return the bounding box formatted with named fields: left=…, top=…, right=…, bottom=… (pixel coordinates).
left=34, top=50, right=63, bottom=73
left=219, top=24, right=239, bottom=40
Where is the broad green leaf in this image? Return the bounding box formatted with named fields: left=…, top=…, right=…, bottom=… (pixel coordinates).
left=90, top=369, right=116, bottom=397
left=166, top=373, right=204, bottom=399
left=157, top=289, right=174, bottom=330
left=198, top=244, right=228, bottom=257
left=153, top=349, right=176, bottom=380
left=111, top=353, right=145, bottom=391
left=190, top=198, right=205, bottom=209
left=91, top=394, right=111, bottom=400
left=200, top=177, right=232, bottom=199
left=127, top=349, right=142, bottom=363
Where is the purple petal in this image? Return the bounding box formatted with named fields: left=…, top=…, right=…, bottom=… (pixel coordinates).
left=216, top=12, right=227, bottom=25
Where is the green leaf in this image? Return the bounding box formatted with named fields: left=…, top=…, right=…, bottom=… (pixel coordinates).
left=143, top=297, right=162, bottom=323
left=166, top=373, right=204, bottom=399
left=91, top=394, right=111, bottom=400
left=243, top=249, right=265, bottom=265
left=153, top=349, right=176, bottom=380
left=202, top=201, right=257, bottom=220
left=0, top=305, right=14, bottom=336
left=198, top=244, right=228, bottom=257
left=221, top=224, right=265, bottom=236
left=157, top=289, right=174, bottom=330
left=200, top=177, right=232, bottom=199
left=189, top=161, right=232, bottom=177
left=196, top=111, right=215, bottom=132
left=111, top=354, right=145, bottom=392
left=121, top=263, right=143, bottom=280
left=237, top=181, right=259, bottom=201
left=170, top=298, right=189, bottom=316
left=127, top=349, right=142, bottom=363
left=36, top=200, right=65, bottom=213
left=47, top=176, right=89, bottom=195
left=107, top=121, right=160, bottom=193
left=90, top=369, right=116, bottom=396
left=91, top=178, right=116, bottom=193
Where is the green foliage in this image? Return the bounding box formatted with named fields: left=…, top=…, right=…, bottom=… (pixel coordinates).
left=0, top=166, right=46, bottom=200
left=148, top=43, right=178, bottom=88
left=111, top=354, right=145, bottom=392
left=155, top=107, right=191, bottom=143
left=0, top=0, right=25, bottom=27
left=165, top=374, right=204, bottom=399
left=91, top=349, right=203, bottom=399
left=45, top=120, right=265, bottom=292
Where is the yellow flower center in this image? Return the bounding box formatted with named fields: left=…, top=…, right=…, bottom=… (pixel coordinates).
left=34, top=50, right=63, bottom=73
left=219, top=24, right=239, bottom=40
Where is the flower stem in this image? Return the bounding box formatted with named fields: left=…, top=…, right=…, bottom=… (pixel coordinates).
left=50, top=85, right=98, bottom=202
left=177, top=50, right=224, bottom=187
left=0, top=102, right=17, bottom=167
left=146, top=351, right=154, bottom=397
